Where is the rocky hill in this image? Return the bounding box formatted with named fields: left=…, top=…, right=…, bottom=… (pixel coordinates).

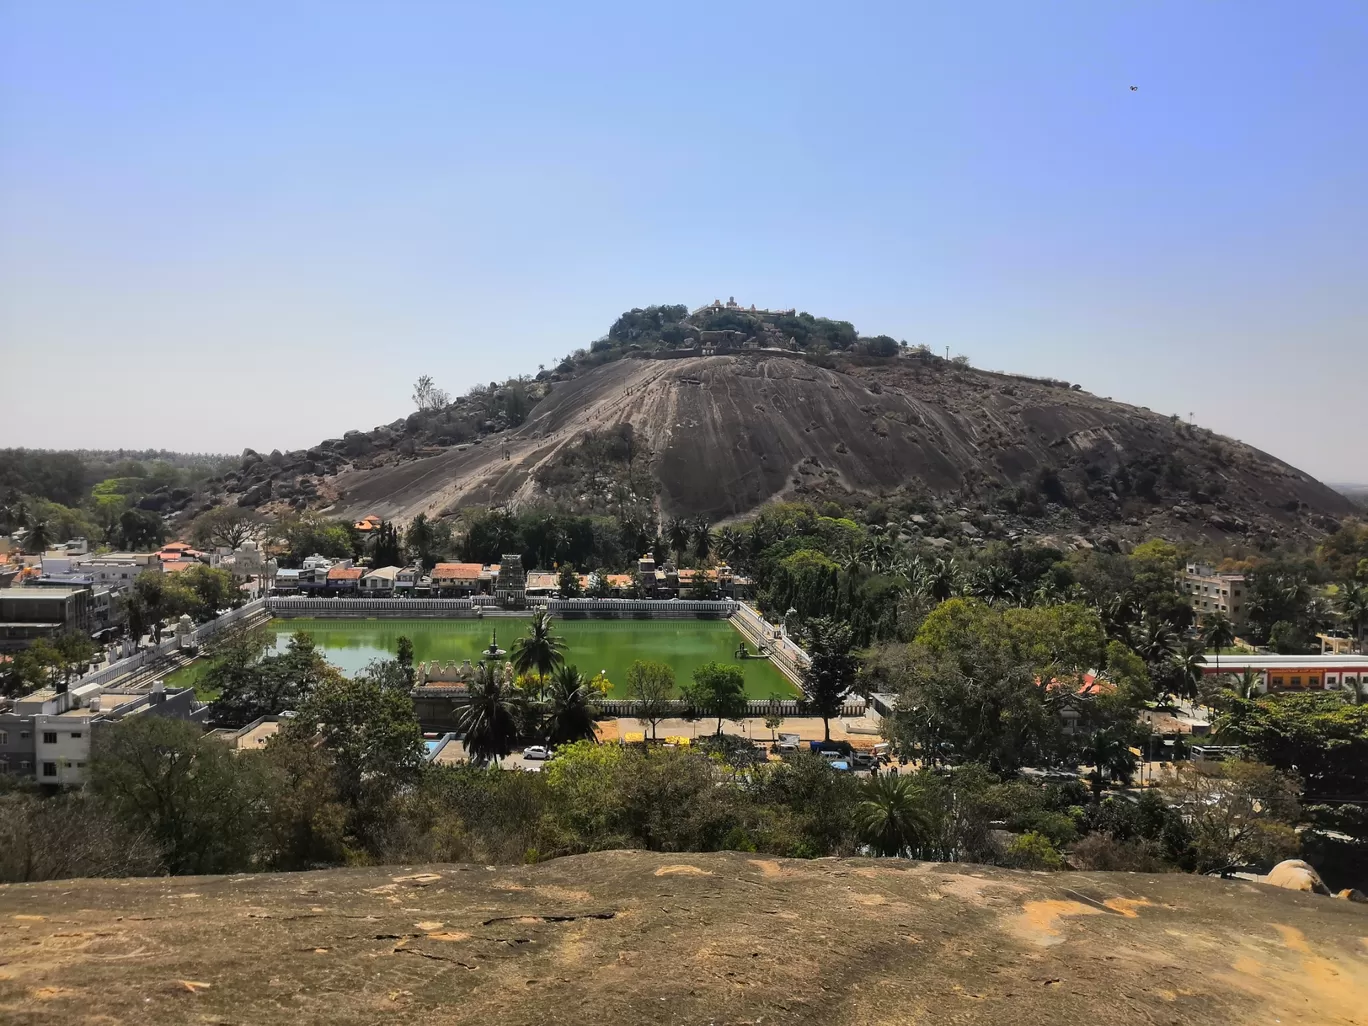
left=205, top=305, right=1354, bottom=542
left=2, top=851, right=1365, bottom=1025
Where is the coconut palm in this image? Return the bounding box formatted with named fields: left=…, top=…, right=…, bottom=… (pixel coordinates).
left=854, top=775, right=933, bottom=857
left=715, top=526, right=743, bottom=565
left=1202, top=612, right=1236, bottom=673
left=1337, top=581, right=1368, bottom=656
left=509, top=610, right=567, bottom=686
left=1085, top=727, right=1138, bottom=802
left=1168, top=642, right=1207, bottom=704
left=543, top=664, right=601, bottom=745
left=456, top=663, right=520, bottom=766
left=23, top=518, right=51, bottom=554
left=691, top=517, right=712, bottom=561
left=666, top=517, right=692, bottom=562
left=1230, top=666, right=1262, bottom=701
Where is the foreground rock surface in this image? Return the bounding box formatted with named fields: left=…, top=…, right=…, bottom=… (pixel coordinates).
left=2, top=851, right=1366, bottom=1025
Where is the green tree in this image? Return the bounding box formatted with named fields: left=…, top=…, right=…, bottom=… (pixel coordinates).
left=51, top=629, right=97, bottom=694
left=666, top=517, right=692, bottom=562
left=1164, top=760, right=1301, bottom=873
left=626, top=659, right=676, bottom=742
left=90, top=715, right=264, bottom=874
left=854, top=775, right=932, bottom=857
left=117, top=507, right=165, bottom=550
left=681, top=661, right=748, bottom=735
left=1084, top=726, right=1138, bottom=802
left=588, top=567, right=613, bottom=599
left=288, top=672, right=424, bottom=813
left=396, top=635, right=416, bottom=688
left=191, top=506, right=262, bottom=551
left=23, top=518, right=50, bottom=553
left=543, top=664, right=601, bottom=746
left=370, top=521, right=402, bottom=567
left=509, top=610, right=567, bottom=686
left=558, top=562, right=583, bottom=597
left=1201, top=612, right=1236, bottom=670
left=457, top=663, right=520, bottom=765
left=802, top=617, right=856, bottom=742
left=692, top=517, right=712, bottom=561
left=1336, top=580, right=1368, bottom=655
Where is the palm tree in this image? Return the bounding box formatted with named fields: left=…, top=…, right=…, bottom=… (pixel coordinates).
left=854, top=775, right=932, bottom=857
left=1337, top=581, right=1368, bottom=656
left=926, top=558, right=961, bottom=603
left=692, top=517, right=712, bottom=561
left=24, top=518, right=50, bottom=554
left=509, top=610, right=567, bottom=687
left=1085, top=727, right=1138, bottom=802
left=456, top=663, right=519, bottom=765
left=970, top=564, right=1018, bottom=605
left=715, top=526, right=743, bottom=565
left=1230, top=666, right=1262, bottom=701
left=1202, top=613, right=1236, bottom=673
left=1168, top=642, right=1207, bottom=704
left=666, top=517, right=691, bottom=562
left=543, top=664, right=600, bottom=745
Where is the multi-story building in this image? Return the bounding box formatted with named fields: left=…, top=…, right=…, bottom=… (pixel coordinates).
left=0, top=587, right=92, bottom=652
left=360, top=566, right=400, bottom=596
left=0, top=680, right=205, bottom=784
left=1179, top=563, right=1247, bottom=624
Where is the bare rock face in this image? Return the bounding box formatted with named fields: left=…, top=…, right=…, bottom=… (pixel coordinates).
left=321, top=354, right=1352, bottom=533
left=206, top=352, right=1354, bottom=538
left=2, top=851, right=1367, bottom=1026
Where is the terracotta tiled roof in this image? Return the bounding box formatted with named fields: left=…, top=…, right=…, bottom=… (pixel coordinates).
left=162, top=560, right=198, bottom=573
left=327, top=566, right=364, bottom=581
left=432, top=562, right=484, bottom=580
left=606, top=574, right=633, bottom=586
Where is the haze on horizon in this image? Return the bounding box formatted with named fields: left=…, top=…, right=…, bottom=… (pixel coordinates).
left=2, top=2, right=1365, bottom=483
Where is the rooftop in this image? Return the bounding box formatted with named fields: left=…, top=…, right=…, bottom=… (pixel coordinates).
left=432, top=562, right=485, bottom=580
left=327, top=566, right=364, bottom=581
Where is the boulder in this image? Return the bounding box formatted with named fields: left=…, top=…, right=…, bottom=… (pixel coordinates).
left=1262, top=859, right=1331, bottom=896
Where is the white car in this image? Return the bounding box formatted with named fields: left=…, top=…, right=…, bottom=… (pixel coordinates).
left=522, top=745, right=552, bottom=761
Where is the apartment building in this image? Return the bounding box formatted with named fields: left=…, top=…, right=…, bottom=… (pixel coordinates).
left=1179, top=563, right=1247, bottom=624
left=0, top=680, right=204, bottom=785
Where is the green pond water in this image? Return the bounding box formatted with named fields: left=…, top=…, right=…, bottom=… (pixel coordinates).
left=169, top=617, right=798, bottom=699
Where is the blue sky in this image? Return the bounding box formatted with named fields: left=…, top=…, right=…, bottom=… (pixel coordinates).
left=3, top=2, right=1365, bottom=482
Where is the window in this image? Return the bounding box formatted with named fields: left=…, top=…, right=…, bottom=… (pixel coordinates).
left=1272, top=676, right=1284, bottom=687
left=1307, top=677, right=1319, bottom=688
left=20, top=761, right=31, bottom=771
left=76, top=762, right=85, bottom=769
left=42, top=762, right=56, bottom=777
left=19, top=731, right=29, bottom=740
left=0, top=731, right=7, bottom=746
left=42, top=731, right=57, bottom=744
left=70, top=732, right=82, bottom=740
left=1290, top=677, right=1302, bottom=688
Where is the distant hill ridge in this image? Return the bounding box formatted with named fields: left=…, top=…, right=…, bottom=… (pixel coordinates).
left=203, top=303, right=1355, bottom=542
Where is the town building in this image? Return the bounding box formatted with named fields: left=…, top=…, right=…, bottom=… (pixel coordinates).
left=432, top=562, right=485, bottom=597
left=0, top=587, right=92, bottom=652
left=0, top=680, right=204, bottom=784
left=1196, top=654, right=1368, bottom=693
left=361, top=565, right=401, bottom=595
left=326, top=564, right=363, bottom=595
left=1179, top=563, right=1247, bottom=624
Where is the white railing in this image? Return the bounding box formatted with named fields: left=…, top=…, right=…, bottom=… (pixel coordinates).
left=548, top=598, right=737, bottom=616
left=269, top=597, right=477, bottom=615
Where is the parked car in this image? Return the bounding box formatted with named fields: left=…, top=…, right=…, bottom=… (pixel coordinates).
left=773, top=741, right=801, bottom=754
left=522, top=745, right=552, bottom=761
left=851, top=751, right=878, bottom=769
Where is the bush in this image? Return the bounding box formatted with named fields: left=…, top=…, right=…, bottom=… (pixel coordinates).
left=1005, top=831, right=1063, bottom=870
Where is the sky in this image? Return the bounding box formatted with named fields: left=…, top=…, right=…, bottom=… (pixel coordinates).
left=2, top=1, right=1365, bottom=482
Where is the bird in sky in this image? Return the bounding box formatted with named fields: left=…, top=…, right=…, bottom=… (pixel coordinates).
left=1130, top=85, right=1138, bottom=91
